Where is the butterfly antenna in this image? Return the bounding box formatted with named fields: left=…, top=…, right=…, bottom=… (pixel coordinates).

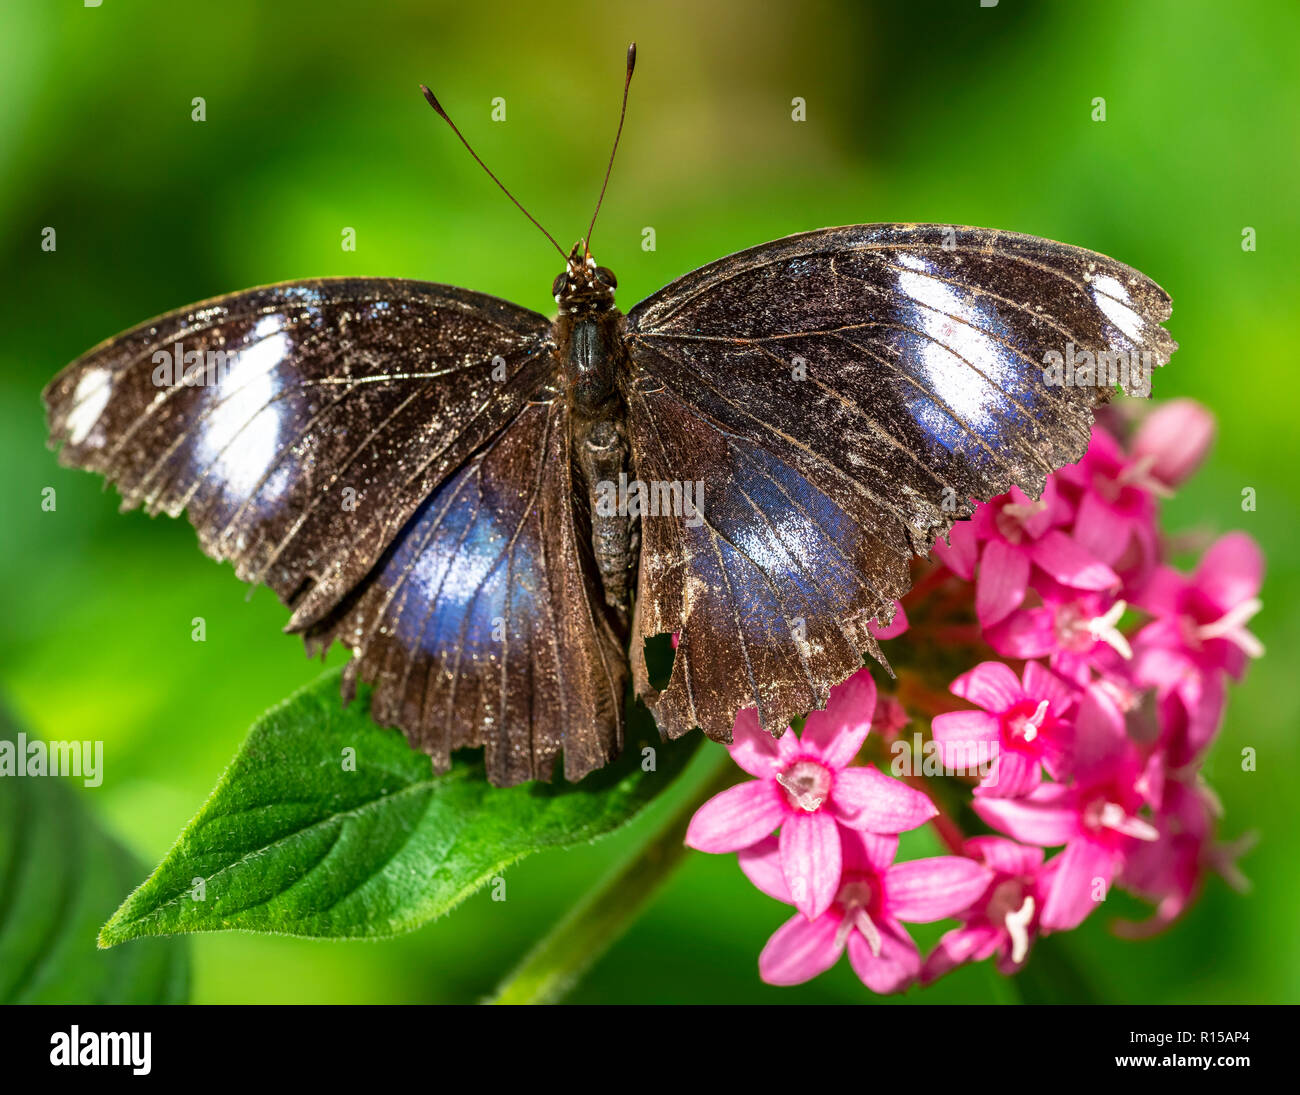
left=420, top=84, right=567, bottom=261
left=584, top=42, right=637, bottom=260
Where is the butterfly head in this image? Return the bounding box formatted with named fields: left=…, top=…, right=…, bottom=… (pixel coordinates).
left=553, top=240, right=617, bottom=314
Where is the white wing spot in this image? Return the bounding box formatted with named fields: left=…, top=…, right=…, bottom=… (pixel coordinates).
left=66, top=367, right=112, bottom=445
left=1091, top=274, right=1143, bottom=341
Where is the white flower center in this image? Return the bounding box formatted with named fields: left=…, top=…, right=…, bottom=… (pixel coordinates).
left=1089, top=600, right=1133, bottom=658
left=833, top=879, right=882, bottom=956
left=1083, top=799, right=1159, bottom=841
left=1117, top=452, right=1174, bottom=498
left=1055, top=600, right=1131, bottom=658
left=1004, top=896, right=1036, bottom=964
left=1004, top=699, right=1050, bottom=745
left=987, top=879, right=1036, bottom=963
left=1196, top=598, right=1264, bottom=658
left=994, top=499, right=1046, bottom=544
left=777, top=760, right=832, bottom=812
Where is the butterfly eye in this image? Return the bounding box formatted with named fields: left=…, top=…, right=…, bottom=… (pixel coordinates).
left=551, top=272, right=567, bottom=296
left=595, top=266, right=617, bottom=288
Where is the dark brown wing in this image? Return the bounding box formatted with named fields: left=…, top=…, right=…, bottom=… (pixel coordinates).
left=44, top=277, right=553, bottom=624
left=623, top=224, right=1177, bottom=743
left=301, top=398, right=628, bottom=784
left=44, top=277, right=625, bottom=784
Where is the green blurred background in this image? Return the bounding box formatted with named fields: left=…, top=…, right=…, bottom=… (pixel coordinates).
left=1, top=0, right=1295, bottom=1003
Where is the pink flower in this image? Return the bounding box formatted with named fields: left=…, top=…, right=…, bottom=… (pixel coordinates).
left=1057, top=426, right=1161, bottom=574
left=1132, top=532, right=1263, bottom=764
left=743, top=828, right=992, bottom=993
left=689, top=402, right=1260, bottom=996
left=974, top=685, right=1159, bottom=931
left=1130, top=398, right=1215, bottom=491
left=685, top=670, right=936, bottom=918
left=938, top=478, right=1118, bottom=627
left=924, top=837, right=1052, bottom=981
left=930, top=660, right=1076, bottom=798
left=984, top=579, right=1133, bottom=683
left=1134, top=532, right=1265, bottom=682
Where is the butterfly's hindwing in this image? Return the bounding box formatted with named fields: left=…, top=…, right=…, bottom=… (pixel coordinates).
left=624, top=224, right=1176, bottom=741
left=625, top=377, right=893, bottom=742
left=301, top=397, right=628, bottom=784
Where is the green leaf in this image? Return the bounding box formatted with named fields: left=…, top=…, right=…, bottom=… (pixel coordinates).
left=0, top=706, right=189, bottom=1003
left=100, top=668, right=699, bottom=945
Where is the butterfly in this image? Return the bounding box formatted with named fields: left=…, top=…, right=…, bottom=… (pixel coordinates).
left=43, top=45, right=1176, bottom=786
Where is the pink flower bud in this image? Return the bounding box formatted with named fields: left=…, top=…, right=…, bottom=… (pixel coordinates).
left=1131, top=398, right=1215, bottom=488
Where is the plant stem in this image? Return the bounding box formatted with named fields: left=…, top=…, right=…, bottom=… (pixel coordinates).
left=488, top=748, right=736, bottom=1005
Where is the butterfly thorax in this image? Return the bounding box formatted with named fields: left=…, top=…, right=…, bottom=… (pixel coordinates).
left=552, top=245, right=636, bottom=621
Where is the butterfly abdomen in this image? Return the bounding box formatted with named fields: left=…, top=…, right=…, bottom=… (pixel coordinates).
left=557, top=309, right=638, bottom=616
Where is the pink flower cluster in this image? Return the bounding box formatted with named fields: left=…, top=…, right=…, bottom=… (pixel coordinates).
left=687, top=400, right=1262, bottom=993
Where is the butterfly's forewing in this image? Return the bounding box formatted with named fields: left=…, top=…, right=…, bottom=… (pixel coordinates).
left=44, top=278, right=552, bottom=623
left=300, top=398, right=628, bottom=783
left=44, top=277, right=624, bottom=784
left=624, top=224, right=1177, bottom=742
